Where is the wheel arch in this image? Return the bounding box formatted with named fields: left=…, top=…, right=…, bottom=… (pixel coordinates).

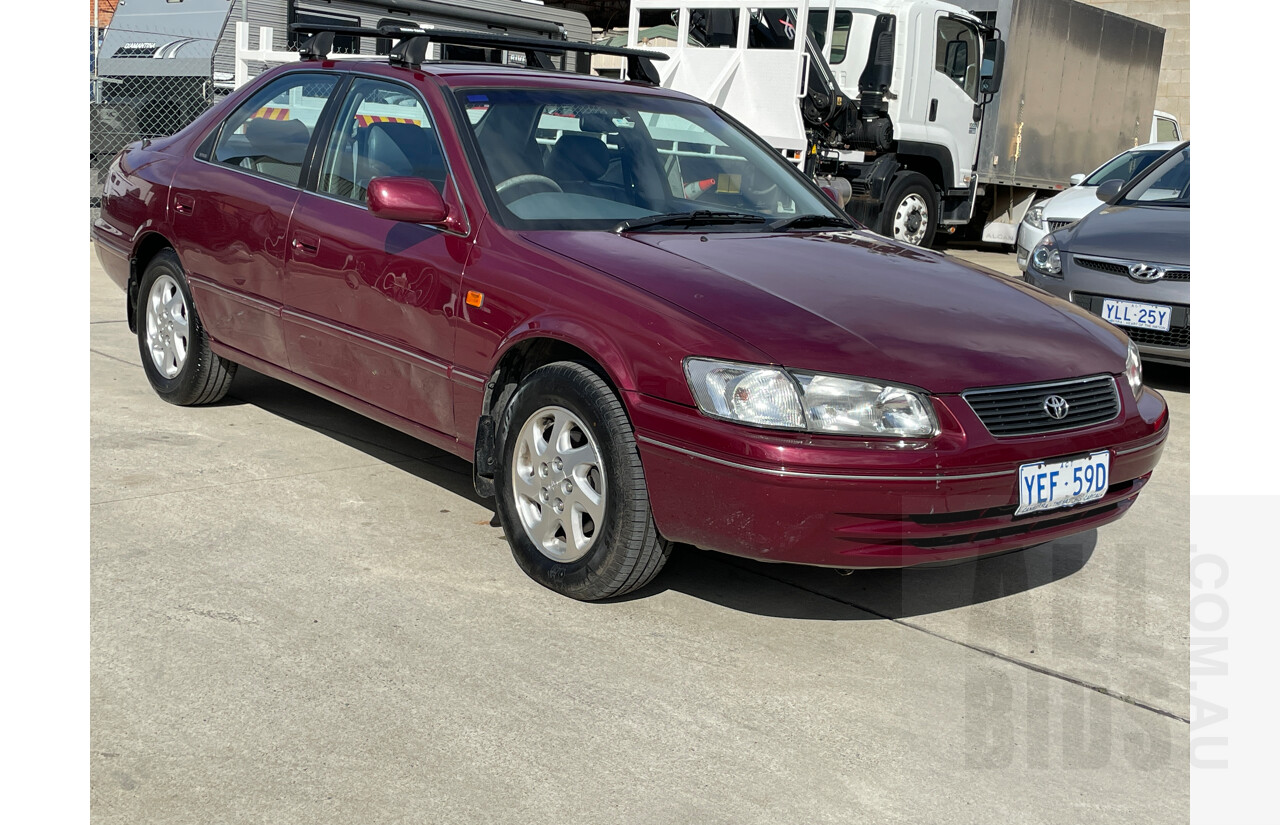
left=472, top=325, right=636, bottom=499
left=894, top=142, right=953, bottom=192
left=127, top=231, right=177, bottom=333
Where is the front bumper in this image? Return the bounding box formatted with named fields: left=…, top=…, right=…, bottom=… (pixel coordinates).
left=628, top=383, right=1167, bottom=568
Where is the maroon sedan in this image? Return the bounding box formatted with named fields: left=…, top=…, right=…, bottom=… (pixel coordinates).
left=93, top=39, right=1167, bottom=600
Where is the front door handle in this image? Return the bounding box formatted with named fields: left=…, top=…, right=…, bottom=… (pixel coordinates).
left=929, top=98, right=939, bottom=122
left=291, top=231, right=320, bottom=256
left=173, top=193, right=195, bottom=215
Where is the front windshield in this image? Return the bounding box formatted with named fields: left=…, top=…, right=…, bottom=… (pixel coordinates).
left=1118, top=145, right=1190, bottom=207
left=1083, top=149, right=1164, bottom=187
left=453, top=87, right=844, bottom=230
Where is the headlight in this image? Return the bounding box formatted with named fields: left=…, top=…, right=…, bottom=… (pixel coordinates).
left=684, top=358, right=938, bottom=437
left=1023, top=203, right=1045, bottom=230
left=683, top=360, right=804, bottom=429
left=1125, top=339, right=1143, bottom=399
left=1029, top=234, right=1062, bottom=277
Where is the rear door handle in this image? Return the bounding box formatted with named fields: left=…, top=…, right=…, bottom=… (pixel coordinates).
left=173, top=193, right=195, bottom=215
left=292, top=231, right=320, bottom=256
left=928, top=98, right=938, bottom=122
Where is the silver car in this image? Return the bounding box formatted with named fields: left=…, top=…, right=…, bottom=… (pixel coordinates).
left=1023, top=142, right=1190, bottom=366
left=1015, top=141, right=1180, bottom=270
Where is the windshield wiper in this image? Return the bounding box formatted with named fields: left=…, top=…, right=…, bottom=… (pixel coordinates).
left=768, top=213, right=855, bottom=231
left=614, top=210, right=768, bottom=233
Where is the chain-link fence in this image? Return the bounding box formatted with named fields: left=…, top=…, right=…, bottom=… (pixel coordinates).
left=90, top=2, right=221, bottom=215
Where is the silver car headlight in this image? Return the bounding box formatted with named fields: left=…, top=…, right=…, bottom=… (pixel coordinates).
left=1023, top=203, right=1045, bottom=230
left=684, top=358, right=938, bottom=437
left=1029, top=234, right=1062, bottom=277
left=1125, top=339, right=1143, bottom=399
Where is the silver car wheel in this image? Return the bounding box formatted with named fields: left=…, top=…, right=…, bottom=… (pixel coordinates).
left=144, top=273, right=190, bottom=379
left=511, top=405, right=607, bottom=563
left=892, top=193, right=929, bottom=245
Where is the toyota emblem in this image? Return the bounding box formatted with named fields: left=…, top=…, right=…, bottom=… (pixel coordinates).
left=1128, top=263, right=1166, bottom=281
left=1043, top=395, right=1070, bottom=420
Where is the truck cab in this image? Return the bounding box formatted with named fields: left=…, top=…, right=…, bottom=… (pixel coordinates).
left=627, top=0, right=1002, bottom=246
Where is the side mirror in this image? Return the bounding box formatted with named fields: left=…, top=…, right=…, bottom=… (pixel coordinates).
left=979, top=38, right=1004, bottom=94
left=1096, top=179, right=1124, bottom=204
left=367, top=177, right=450, bottom=225
left=1069, top=173, right=1086, bottom=186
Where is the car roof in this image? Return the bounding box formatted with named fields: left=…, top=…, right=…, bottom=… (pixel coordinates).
left=286, top=58, right=696, bottom=101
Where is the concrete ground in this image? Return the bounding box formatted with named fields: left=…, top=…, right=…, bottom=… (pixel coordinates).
left=91, top=243, right=1190, bottom=824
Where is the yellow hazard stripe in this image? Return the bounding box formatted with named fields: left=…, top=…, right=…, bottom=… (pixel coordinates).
left=250, top=106, right=290, bottom=121
left=354, top=115, right=422, bottom=127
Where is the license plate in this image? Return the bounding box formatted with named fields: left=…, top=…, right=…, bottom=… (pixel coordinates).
left=1101, top=298, right=1172, bottom=331
left=1016, top=451, right=1110, bottom=516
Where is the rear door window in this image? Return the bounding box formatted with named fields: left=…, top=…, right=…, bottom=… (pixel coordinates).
left=210, top=73, right=339, bottom=187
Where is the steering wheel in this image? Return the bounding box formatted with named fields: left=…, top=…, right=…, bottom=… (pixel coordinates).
left=496, top=174, right=563, bottom=201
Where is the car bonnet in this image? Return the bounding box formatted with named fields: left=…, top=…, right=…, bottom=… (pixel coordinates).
left=524, top=228, right=1129, bottom=394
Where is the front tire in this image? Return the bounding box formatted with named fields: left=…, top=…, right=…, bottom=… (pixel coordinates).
left=494, top=362, right=670, bottom=600
left=136, top=249, right=236, bottom=405
left=878, top=172, right=938, bottom=247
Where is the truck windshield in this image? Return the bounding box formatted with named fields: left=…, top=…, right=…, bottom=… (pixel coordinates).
left=1118, top=145, right=1190, bottom=207
left=1083, top=149, right=1164, bottom=187
left=454, top=88, right=843, bottom=231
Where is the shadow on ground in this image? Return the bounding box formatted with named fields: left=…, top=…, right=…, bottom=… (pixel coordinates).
left=1143, top=362, right=1188, bottom=394
left=227, top=367, right=489, bottom=508
left=616, top=531, right=1095, bottom=621
left=226, top=367, right=1098, bottom=620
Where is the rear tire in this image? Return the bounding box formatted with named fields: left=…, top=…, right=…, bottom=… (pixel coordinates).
left=136, top=249, right=236, bottom=406
left=878, top=172, right=938, bottom=247
left=494, top=361, right=670, bottom=600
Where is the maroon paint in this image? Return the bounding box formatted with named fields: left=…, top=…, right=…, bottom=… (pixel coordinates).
left=92, top=60, right=1170, bottom=570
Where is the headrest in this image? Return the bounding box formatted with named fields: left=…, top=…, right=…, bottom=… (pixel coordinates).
left=363, top=121, right=442, bottom=179
left=546, top=134, right=610, bottom=182
left=244, top=117, right=310, bottom=164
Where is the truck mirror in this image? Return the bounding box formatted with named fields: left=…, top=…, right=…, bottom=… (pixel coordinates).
left=980, top=39, right=1005, bottom=94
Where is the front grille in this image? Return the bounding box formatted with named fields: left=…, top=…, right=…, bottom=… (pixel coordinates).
left=1072, top=292, right=1191, bottom=349
left=1074, top=255, right=1190, bottom=282
left=964, top=375, right=1120, bottom=437
left=1046, top=219, right=1073, bottom=231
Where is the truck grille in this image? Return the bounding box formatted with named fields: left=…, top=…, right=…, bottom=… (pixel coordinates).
left=963, top=375, right=1120, bottom=437
left=1071, top=292, right=1191, bottom=349
left=1074, top=256, right=1190, bottom=282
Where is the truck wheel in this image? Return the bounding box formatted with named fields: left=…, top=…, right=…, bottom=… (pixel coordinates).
left=879, top=172, right=938, bottom=247
left=494, top=361, right=671, bottom=601
left=136, top=249, right=237, bottom=406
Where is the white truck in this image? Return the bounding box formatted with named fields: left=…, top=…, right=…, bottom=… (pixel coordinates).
left=625, top=0, right=1167, bottom=246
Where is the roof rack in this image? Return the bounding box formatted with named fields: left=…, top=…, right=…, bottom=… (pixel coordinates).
left=290, top=24, right=669, bottom=85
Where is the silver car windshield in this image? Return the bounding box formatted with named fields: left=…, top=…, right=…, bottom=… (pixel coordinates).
left=454, top=87, right=843, bottom=230
left=1118, top=146, right=1190, bottom=207
left=1083, top=149, right=1164, bottom=187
